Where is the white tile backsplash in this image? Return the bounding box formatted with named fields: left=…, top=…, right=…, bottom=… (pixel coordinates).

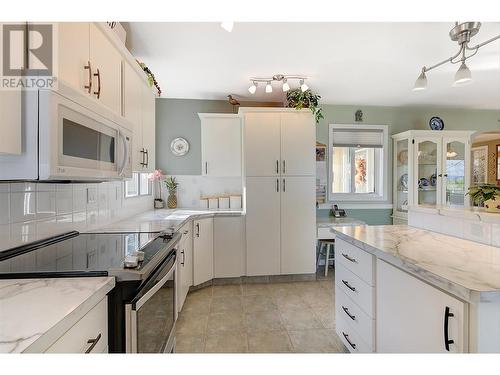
left=0, top=181, right=153, bottom=251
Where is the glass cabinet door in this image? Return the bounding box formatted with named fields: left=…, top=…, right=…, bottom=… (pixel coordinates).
left=443, top=140, right=466, bottom=207
left=416, top=139, right=439, bottom=207
left=395, top=139, right=409, bottom=214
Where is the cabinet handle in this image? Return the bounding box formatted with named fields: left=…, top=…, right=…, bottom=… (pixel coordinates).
left=276, top=178, right=279, bottom=192
left=85, top=333, right=101, bottom=353
left=342, top=306, right=356, bottom=321
left=444, top=306, right=455, bottom=351
left=183, top=230, right=189, bottom=235
left=205, top=162, right=208, bottom=175
left=283, top=160, right=286, bottom=174
left=342, top=253, right=357, bottom=263
left=144, top=149, right=149, bottom=168
left=283, top=178, right=286, bottom=192
left=342, top=279, right=356, bottom=292
left=140, top=148, right=147, bottom=166
left=181, top=250, right=185, bottom=265
left=84, top=61, right=92, bottom=94
left=276, top=160, right=279, bottom=174
left=443, top=174, right=448, bottom=178
left=93, top=68, right=101, bottom=99
left=342, top=332, right=356, bottom=350
left=196, top=223, right=200, bottom=237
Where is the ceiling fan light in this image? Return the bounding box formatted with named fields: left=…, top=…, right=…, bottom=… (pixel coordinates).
left=453, top=62, right=472, bottom=86
left=220, top=22, right=234, bottom=32
left=413, top=71, right=428, bottom=91
left=248, top=81, right=257, bottom=94
left=282, top=79, right=290, bottom=92
left=300, top=79, right=309, bottom=92
left=265, top=81, right=273, bottom=93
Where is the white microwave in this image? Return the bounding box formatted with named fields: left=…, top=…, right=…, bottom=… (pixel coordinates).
left=0, top=84, right=132, bottom=181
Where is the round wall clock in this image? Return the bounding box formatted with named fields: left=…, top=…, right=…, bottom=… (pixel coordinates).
left=429, top=116, right=444, bottom=130
left=170, top=137, right=189, bottom=156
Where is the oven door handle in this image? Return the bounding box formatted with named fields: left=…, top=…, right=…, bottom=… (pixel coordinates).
left=132, top=258, right=176, bottom=311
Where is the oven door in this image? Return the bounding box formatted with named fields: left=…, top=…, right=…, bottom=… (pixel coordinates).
left=125, top=251, right=177, bottom=353
left=38, top=89, right=131, bottom=180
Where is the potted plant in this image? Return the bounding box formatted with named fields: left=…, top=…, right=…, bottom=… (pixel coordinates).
left=467, top=184, right=500, bottom=213
left=165, top=176, right=179, bottom=209
left=149, top=169, right=165, bottom=209
left=286, top=88, right=324, bottom=124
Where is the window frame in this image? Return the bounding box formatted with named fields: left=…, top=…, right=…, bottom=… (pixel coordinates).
left=328, top=123, right=389, bottom=202
left=125, top=172, right=152, bottom=198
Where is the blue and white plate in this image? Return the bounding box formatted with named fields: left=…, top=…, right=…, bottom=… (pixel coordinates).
left=429, top=116, right=444, bottom=130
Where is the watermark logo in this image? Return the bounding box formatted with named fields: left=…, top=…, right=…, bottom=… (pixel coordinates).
left=0, top=23, right=57, bottom=90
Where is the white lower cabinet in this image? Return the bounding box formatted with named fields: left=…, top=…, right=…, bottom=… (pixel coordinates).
left=376, top=259, right=467, bottom=353
left=214, top=216, right=245, bottom=278
left=45, top=297, right=108, bottom=353
left=177, top=221, right=193, bottom=312
left=193, top=217, right=214, bottom=286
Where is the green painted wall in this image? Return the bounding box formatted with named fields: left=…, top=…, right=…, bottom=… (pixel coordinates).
left=316, top=208, right=393, bottom=225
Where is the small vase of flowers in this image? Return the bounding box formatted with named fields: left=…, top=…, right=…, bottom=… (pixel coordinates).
left=467, top=184, right=500, bottom=213
left=149, top=170, right=165, bottom=209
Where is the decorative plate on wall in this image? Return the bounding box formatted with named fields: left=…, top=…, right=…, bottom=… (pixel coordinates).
left=170, top=137, right=190, bottom=156
left=429, top=116, right=445, bottom=130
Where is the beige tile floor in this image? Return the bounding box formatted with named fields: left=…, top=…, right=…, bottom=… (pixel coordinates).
left=175, top=270, right=348, bottom=353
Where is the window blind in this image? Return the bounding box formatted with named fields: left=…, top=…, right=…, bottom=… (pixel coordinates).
left=331, top=128, right=384, bottom=148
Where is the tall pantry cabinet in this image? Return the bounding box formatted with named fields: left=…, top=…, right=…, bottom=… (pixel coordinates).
left=243, top=110, right=316, bottom=276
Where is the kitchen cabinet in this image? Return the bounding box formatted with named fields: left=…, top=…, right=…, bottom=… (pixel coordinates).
left=141, top=84, right=156, bottom=173
left=199, top=113, right=241, bottom=177
left=214, top=216, right=245, bottom=278
left=280, top=176, right=316, bottom=274
left=0, top=91, right=22, bottom=155
left=193, top=217, right=214, bottom=286
left=376, top=258, right=467, bottom=353
left=89, top=23, right=122, bottom=115
left=45, top=297, right=108, bottom=353
left=177, top=221, right=193, bottom=312
left=243, top=109, right=315, bottom=276
left=245, top=177, right=281, bottom=276
left=392, top=130, right=474, bottom=224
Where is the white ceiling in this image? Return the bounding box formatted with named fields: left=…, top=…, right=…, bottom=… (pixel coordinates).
left=127, top=22, right=500, bottom=109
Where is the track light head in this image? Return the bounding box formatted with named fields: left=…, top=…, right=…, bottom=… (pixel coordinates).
left=300, top=79, right=309, bottom=92
left=220, top=22, right=234, bottom=32
left=282, top=79, right=290, bottom=92
left=413, top=70, right=428, bottom=91
left=265, top=81, right=273, bottom=93
left=248, top=81, right=257, bottom=94
left=453, top=62, right=472, bottom=86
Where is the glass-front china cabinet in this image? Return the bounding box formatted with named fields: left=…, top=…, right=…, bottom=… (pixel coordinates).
left=392, top=130, right=474, bottom=224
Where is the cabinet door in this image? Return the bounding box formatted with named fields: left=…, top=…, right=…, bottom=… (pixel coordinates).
left=193, top=218, right=214, bottom=285
left=123, top=62, right=144, bottom=170
left=377, top=259, right=467, bottom=353
left=57, top=22, right=90, bottom=96
left=280, top=176, right=316, bottom=274
left=141, top=85, right=156, bottom=172
left=177, top=223, right=193, bottom=312
left=280, top=112, right=315, bottom=176
left=442, top=138, right=468, bottom=208
left=0, top=91, right=21, bottom=155
left=201, top=116, right=241, bottom=176
left=414, top=138, right=442, bottom=207
left=214, top=216, right=245, bottom=278
left=89, top=23, right=122, bottom=114
left=244, top=113, right=281, bottom=177
left=245, top=177, right=281, bottom=276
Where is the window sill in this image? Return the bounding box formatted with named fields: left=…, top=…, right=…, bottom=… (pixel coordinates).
left=318, top=202, right=393, bottom=210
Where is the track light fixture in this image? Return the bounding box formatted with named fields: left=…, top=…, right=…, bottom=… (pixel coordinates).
left=247, top=74, right=309, bottom=94
left=413, top=21, right=500, bottom=91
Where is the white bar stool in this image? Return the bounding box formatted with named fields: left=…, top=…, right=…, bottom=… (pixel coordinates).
left=316, top=239, right=335, bottom=277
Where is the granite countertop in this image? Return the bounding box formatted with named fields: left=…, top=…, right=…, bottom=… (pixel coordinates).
left=333, top=225, right=500, bottom=303
left=89, top=208, right=245, bottom=234
left=316, top=216, right=366, bottom=227
left=0, top=277, right=115, bottom=353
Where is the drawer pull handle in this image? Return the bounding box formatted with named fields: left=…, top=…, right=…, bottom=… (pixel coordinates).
left=183, top=230, right=189, bottom=235
left=342, top=306, right=356, bottom=321
left=342, top=253, right=357, bottom=263
left=342, top=279, right=356, bottom=292
left=85, top=333, right=102, bottom=353
left=342, top=332, right=356, bottom=350
left=444, top=306, right=455, bottom=351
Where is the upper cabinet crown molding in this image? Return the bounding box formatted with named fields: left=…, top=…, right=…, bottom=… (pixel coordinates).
left=238, top=107, right=312, bottom=114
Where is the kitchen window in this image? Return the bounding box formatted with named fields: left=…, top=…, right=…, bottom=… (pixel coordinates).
left=328, top=124, right=388, bottom=202
left=125, top=172, right=152, bottom=198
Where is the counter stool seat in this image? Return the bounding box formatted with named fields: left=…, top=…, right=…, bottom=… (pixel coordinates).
left=317, top=239, right=335, bottom=277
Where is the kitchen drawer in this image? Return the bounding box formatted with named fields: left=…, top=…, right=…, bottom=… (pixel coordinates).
left=336, top=313, right=373, bottom=353
left=45, top=297, right=108, bottom=353
left=335, top=262, right=374, bottom=317
left=335, top=285, right=374, bottom=347
left=335, top=238, right=374, bottom=286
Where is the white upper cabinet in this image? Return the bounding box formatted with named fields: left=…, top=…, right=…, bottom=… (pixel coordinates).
left=57, top=22, right=90, bottom=97
left=141, top=85, right=156, bottom=172
left=199, top=114, right=241, bottom=177
left=244, top=112, right=281, bottom=177
left=89, top=23, right=122, bottom=115
left=280, top=112, right=315, bottom=176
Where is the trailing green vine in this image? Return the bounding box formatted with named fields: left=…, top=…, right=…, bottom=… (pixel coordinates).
left=286, top=89, right=324, bottom=124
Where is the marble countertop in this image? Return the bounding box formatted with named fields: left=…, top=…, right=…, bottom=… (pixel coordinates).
left=89, top=208, right=245, bottom=234
left=0, top=277, right=115, bottom=353
left=333, top=225, right=500, bottom=303
left=316, top=216, right=366, bottom=227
